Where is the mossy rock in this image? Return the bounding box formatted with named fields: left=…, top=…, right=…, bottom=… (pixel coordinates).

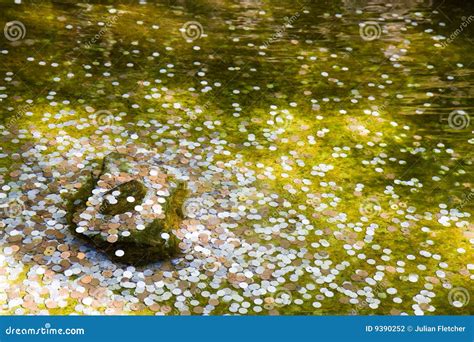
left=66, top=153, right=187, bottom=265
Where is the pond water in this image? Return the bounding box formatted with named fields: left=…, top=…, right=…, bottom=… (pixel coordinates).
left=0, top=0, right=472, bottom=315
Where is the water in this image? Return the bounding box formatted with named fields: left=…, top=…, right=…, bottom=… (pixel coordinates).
left=0, top=0, right=472, bottom=315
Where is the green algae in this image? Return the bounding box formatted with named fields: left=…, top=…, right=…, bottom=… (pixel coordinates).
left=65, top=153, right=187, bottom=265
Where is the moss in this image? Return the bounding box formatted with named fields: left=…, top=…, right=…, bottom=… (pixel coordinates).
left=99, top=179, right=147, bottom=216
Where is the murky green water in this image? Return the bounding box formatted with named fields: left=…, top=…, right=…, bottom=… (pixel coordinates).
left=0, top=0, right=472, bottom=315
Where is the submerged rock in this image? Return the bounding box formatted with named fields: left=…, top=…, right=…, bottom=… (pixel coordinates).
left=66, top=152, right=187, bottom=265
